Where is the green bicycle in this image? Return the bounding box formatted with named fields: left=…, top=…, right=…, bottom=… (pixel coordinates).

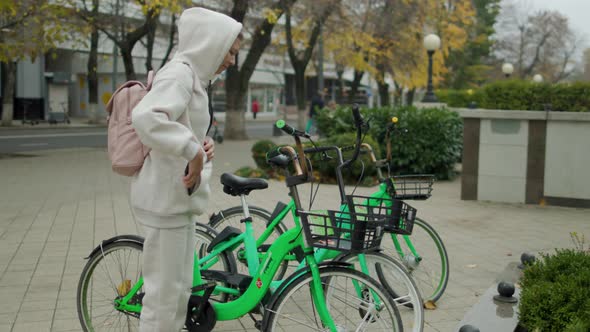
left=209, top=118, right=449, bottom=304
left=77, top=107, right=405, bottom=331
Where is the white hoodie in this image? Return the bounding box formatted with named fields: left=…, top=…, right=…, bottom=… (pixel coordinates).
left=130, top=8, right=242, bottom=226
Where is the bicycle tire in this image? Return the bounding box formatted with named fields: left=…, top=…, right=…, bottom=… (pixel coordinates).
left=208, top=206, right=290, bottom=280
left=264, top=266, right=403, bottom=331
left=337, top=251, right=424, bottom=331
left=77, top=227, right=234, bottom=332
left=385, top=217, right=449, bottom=303
left=77, top=241, right=143, bottom=332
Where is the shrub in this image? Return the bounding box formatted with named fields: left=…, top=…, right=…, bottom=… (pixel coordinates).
left=251, top=139, right=277, bottom=172
left=234, top=166, right=270, bottom=179
left=307, top=133, right=382, bottom=185
left=439, top=81, right=590, bottom=112
left=518, top=249, right=590, bottom=331
left=316, top=105, right=463, bottom=180
left=436, top=89, right=484, bottom=108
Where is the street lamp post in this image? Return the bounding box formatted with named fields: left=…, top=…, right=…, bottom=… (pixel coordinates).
left=421, top=34, right=441, bottom=103
left=502, top=63, right=514, bottom=78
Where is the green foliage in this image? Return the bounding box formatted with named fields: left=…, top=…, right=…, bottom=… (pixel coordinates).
left=307, top=133, right=381, bottom=185
left=436, top=89, right=484, bottom=108
left=251, top=139, right=277, bottom=172
left=439, top=80, right=590, bottom=112
left=234, top=166, right=269, bottom=179
left=316, top=105, right=463, bottom=180
left=519, top=249, right=590, bottom=331
left=443, top=0, right=501, bottom=88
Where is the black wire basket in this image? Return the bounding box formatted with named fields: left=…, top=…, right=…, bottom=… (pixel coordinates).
left=387, top=174, right=435, bottom=200
left=298, top=210, right=385, bottom=253
left=346, top=195, right=417, bottom=235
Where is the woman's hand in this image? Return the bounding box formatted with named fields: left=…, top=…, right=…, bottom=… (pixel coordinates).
left=203, top=136, right=215, bottom=161
left=183, top=149, right=205, bottom=191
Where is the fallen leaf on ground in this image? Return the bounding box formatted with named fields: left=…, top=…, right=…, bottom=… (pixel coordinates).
left=423, top=300, right=437, bottom=310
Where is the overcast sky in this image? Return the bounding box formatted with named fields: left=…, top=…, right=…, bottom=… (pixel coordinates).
left=513, top=0, right=590, bottom=39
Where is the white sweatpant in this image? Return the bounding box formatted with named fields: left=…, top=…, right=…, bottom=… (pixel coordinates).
left=140, top=220, right=196, bottom=332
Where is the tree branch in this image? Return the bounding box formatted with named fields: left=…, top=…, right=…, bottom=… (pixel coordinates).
left=160, top=13, right=177, bottom=68
left=523, top=31, right=550, bottom=77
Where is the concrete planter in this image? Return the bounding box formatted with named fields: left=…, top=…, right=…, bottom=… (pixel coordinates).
left=453, top=108, right=590, bottom=208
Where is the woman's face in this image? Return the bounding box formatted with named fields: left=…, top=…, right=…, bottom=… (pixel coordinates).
left=215, top=37, right=241, bottom=74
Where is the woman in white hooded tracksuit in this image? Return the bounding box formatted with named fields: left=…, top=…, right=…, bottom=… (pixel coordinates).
left=130, top=8, right=242, bottom=332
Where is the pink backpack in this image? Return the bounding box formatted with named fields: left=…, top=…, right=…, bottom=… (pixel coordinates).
left=105, top=71, right=154, bottom=176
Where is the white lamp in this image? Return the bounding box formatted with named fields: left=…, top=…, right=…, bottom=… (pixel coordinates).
left=423, top=34, right=441, bottom=52
left=533, top=74, right=543, bottom=83
left=502, top=63, right=514, bottom=78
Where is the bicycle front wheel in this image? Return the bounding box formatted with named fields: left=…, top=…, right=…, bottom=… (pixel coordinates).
left=264, top=267, right=403, bottom=331
left=385, top=217, right=449, bottom=303
left=338, top=251, right=424, bottom=331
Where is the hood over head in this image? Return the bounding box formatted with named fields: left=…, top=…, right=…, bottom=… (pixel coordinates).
left=173, top=7, right=242, bottom=85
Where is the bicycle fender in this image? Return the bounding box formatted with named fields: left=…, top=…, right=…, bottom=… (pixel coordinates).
left=84, top=234, right=144, bottom=259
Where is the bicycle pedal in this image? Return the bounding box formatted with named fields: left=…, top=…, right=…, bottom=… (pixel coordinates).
left=191, top=281, right=216, bottom=293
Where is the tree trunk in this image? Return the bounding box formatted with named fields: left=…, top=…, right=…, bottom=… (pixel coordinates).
left=145, top=19, right=157, bottom=72
left=378, top=81, right=389, bottom=107
left=88, top=23, right=99, bottom=123
left=348, top=70, right=364, bottom=104
left=223, top=0, right=298, bottom=140
left=393, top=81, right=402, bottom=106
left=224, top=63, right=247, bottom=140
left=121, top=45, right=136, bottom=81
left=1, top=62, right=16, bottom=126
left=294, top=66, right=307, bottom=129
left=406, top=88, right=416, bottom=106
left=336, top=69, right=344, bottom=102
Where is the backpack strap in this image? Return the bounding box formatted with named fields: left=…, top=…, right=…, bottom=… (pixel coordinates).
left=146, top=70, right=155, bottom=90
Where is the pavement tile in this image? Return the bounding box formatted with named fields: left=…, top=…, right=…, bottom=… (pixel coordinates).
left=19, top=300, right=57, bottom=312
left=15, top=309, right=54, bottom=323
left=11, top=320, right=52, bottom=332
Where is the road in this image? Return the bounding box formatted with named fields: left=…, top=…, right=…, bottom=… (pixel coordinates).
left=0, top=122, right=276, bottom=154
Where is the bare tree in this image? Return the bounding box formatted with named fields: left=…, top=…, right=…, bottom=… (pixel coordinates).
left=495, top=2, right=583, bottom=82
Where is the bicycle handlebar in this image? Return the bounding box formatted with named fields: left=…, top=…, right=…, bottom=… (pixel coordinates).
left=273, top=104, right=364, bottom=203
left=275, top=120, right=310, bottom=138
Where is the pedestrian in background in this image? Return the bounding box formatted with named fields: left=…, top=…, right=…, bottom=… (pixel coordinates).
left=306, top=91, right=324, bottom=134
left=252, top=97, right=260, bottom=119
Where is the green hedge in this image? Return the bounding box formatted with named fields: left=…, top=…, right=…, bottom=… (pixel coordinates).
left=437, top=80, right=590, bottom=112
left=436, top=89, right=484, bottom=108
left=519, top=249, right=590, bottom=331
left=315, top=106, right=463, bottom=180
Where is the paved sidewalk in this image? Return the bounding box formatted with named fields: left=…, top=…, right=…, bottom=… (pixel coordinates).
left=0, top=141, right=588, bottom=332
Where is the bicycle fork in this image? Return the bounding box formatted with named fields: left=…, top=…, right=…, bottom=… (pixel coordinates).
left=306, top=255, right=339, bottom=332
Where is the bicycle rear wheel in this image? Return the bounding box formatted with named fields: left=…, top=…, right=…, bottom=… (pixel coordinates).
left=77, top=241, right=142, bottom=332
left=338, top=251, right=424, bottom=331
left=385, top=217, right=449, bottom=303
left=264, top=267, right=403, bottom=331
left=77, top=226, right=234, bottom=331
